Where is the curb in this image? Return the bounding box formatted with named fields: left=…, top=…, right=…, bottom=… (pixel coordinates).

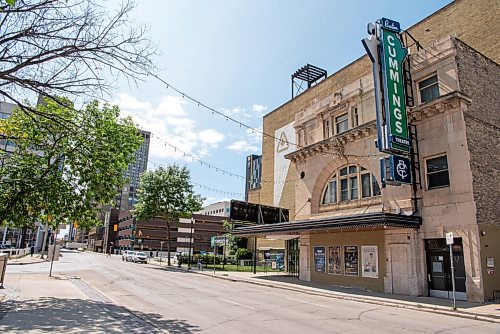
left=163, top=266, right=499, bottom=324
left=7, top=259, right=47, bottom=266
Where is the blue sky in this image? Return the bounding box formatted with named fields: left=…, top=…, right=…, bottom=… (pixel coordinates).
left=110, top=0, right=452, bottom=206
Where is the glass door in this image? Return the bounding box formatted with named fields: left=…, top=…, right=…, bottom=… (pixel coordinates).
left=287, top=238, right=299, bottom=277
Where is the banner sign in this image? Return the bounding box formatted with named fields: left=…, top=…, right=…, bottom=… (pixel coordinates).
left=362, top=245, right=379, bottom=278
left=314, top=246, right=326, bottom=273
left=380, top=24, right=410, bottom=153
left=380, top=155, right=412, bottom=186
left=362, top=18, right=411, bottom=154
left=344, top=245, right=359, bottom=276
left=328, top=246, right=342, bottom=275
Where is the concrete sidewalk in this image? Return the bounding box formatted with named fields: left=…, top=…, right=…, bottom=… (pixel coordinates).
left=6, top=255, right=47, bottom=266
left=0, top=273, right=167, bottom=333
left=162, top=265, right=500, bottom=324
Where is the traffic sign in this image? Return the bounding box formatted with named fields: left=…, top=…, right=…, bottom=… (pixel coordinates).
left=446, top=232, right=454, bottom=245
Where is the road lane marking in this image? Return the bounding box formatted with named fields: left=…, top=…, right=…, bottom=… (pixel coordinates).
left=221, top=299, right=255, bottom=310
left=287, top=297, right=331, bottom=308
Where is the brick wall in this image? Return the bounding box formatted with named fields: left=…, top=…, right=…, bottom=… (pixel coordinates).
left=455, top=39, right=500, bottom=226
left=258, top=0, right=500, bottom=218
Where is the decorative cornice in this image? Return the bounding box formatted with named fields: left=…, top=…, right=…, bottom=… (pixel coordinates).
left=409, top=91, right=471, bottom=123
left=285, top=120, right=377, bottom=163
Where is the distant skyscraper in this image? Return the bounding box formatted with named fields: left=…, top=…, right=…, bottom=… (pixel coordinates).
left=115, top=130, right=150, bottom=211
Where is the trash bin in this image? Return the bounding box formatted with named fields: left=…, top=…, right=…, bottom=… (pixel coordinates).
left=0, top=253, right=8, bottom=288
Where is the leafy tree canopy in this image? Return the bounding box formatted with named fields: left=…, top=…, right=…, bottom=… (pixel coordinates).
left=0, top=97, right=143, bottom=230
left=134, top=165, right=204, bottom=265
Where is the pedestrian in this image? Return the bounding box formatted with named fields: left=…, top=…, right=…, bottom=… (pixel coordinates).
left=30, top=245, right=35, bottom=257
left=197, top=258, right=202, bottom=271
left=107, top=246, right=112, bottom=257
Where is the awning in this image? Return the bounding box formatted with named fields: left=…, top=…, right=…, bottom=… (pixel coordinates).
left=232, top=212, right=421, bottom=236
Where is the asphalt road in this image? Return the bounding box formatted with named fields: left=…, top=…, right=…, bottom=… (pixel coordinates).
left=6, top=251, right=499, bottom=333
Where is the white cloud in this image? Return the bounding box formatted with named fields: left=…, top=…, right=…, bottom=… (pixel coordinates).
left=252, top=104, right=267, bottom=114
left=226, top=140, right=259, bottom=153
left=220, top=106, right=246, bottom=116
left=113, top=93, right=225, bottom=162
left=198, top=129, right=225, bottom=147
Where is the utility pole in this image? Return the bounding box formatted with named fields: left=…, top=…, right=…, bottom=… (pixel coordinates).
left=446, top=232, right=456, bottom=309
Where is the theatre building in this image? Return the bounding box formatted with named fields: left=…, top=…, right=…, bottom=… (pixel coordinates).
left=234, top=0, right=499, bottom=302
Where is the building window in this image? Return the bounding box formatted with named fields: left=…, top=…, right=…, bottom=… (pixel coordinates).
left=322, top=165, right=380, bottom=205
left=335, top=113, right=348, bottom=134
left=419, top=75, right=440, bottom=103
left=426, top=155, right=449, bottom=189
left=351, top=107, right=359, bottom=127
left=323, top=118, right=331, bottom=138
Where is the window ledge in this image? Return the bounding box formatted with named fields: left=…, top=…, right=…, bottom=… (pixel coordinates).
left=319, top=196, right=382, bottom=212
left=409, top=91, right=471, bottom=123
left=286, top=120, right=377, bottom=163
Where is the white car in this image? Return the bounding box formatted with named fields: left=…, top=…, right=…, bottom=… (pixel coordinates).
left=133, top=251, right=148, bottom=264
left=122, top=250, right=135, bottom=262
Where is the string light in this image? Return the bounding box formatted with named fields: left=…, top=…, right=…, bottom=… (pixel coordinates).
left=151, top=73, right=383, bottom=162
left=148, top=160, right=245, bottom=198
left=125, top=75, right=387, bottom=186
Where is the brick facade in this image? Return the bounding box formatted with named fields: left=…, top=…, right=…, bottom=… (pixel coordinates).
left=247, top=0, right=500, bottom=302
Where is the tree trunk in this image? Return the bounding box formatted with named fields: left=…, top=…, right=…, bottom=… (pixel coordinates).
left=20, top=226, right=27, bottom=249
left=40, top=224, right=48, bottom=259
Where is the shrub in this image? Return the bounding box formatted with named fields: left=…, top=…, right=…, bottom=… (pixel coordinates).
left=235, top=248, right=252, bottom=260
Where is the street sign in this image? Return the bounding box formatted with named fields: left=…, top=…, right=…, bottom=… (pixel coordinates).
left=210, top=236, right=227, bottom=248
left=446, top=232, right=454, bottom=245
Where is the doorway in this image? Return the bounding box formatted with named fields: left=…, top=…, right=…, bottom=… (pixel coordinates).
left=287, top=238, right=299, bottom=277
left=425, top=238, right=467, bottom=300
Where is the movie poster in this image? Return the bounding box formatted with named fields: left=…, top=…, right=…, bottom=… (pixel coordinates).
left=328, top=246, right=342, bottom=275
left=361, top=245, right=379, bottom=278
left=344, top=245, right=359, bottom=276
left=314, top=246, right=326, bottom=273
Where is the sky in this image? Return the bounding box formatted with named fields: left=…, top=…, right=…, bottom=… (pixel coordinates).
left=108, top=0, right=452, bottom=206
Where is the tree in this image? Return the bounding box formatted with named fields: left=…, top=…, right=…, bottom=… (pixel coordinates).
left=134, top=165, right=204, bottom=266
left=0, top=0, right=157, bottom=121
left=222, top=220, right=247, bottom=255
left=0, top=97, right=143, bottom=236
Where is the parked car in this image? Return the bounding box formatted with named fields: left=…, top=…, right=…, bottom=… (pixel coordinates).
left=133, top=251, right=148, bottom=264
left=122, top=250, right=135, bottom=262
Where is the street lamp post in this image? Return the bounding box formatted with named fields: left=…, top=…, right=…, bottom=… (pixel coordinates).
left=188, top=217, right=194, bottom=269
left=159, top=241, right=164, bottom=266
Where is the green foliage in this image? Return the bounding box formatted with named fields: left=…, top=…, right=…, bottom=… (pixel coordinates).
left=0, top=98, right=143, bottom=229
left=134, top=165, right=204, bottom=222
left=134, top=165, right=203, bottom=265
left=222, top=219, right=247, bottom=254
left=235, top=248, right=253, bottom=260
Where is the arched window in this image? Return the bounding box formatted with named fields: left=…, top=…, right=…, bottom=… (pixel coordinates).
left=322, top=165, right=380, bottom=205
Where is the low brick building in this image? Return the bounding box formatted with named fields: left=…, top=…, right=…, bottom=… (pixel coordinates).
left=117, top=212, right=225, bottom=255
